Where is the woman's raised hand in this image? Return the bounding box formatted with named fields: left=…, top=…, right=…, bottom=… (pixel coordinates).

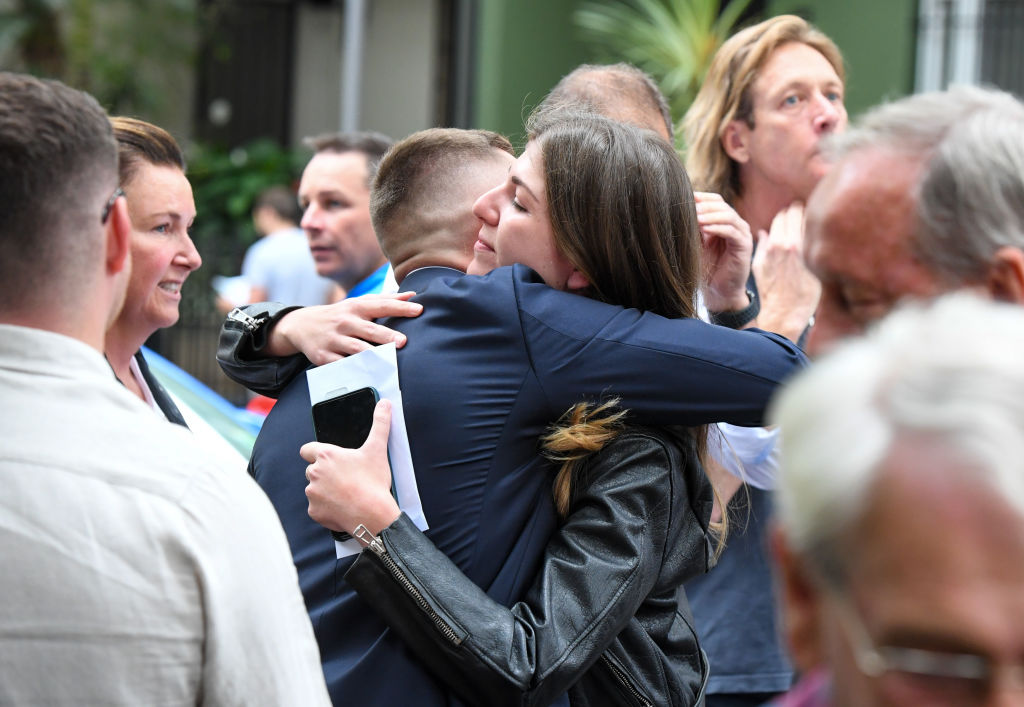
left=695, top=192, right=754, bottom=313
left=267, top=293, right=423, bottom=364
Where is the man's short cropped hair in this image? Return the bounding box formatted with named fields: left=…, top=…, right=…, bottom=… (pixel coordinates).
left=543, top=63, right=674, bottom=142
left=683, top=15, right=844, bottom=203
left=370, top=128, right=513, bottom=262
left=0, top=72, right=118, bottom=310
left=826, top=84, right=1024, bottom=287
left=303, top=131, right=394, bottom=188
left=770, top=293, right=1024, bottom=587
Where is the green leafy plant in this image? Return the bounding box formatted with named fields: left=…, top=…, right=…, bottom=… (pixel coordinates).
left=574, top=0, right=756, bottom=125
left=0, top=0, right=199, bottom=118
left=184, top=138, right=310, bottom=311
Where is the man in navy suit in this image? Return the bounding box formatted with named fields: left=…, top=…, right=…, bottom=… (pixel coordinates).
left=219, top=127, right=805, bottom=705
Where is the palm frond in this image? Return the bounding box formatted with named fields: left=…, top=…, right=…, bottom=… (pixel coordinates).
left=574, top=0, right=758, bottom=143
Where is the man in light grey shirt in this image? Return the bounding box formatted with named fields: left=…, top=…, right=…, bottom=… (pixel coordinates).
left=242, top=185, right=337, bottom=306
left=0, top=72, right=329, bottom=705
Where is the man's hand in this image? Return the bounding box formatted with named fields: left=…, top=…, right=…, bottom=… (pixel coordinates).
left=302, top=399, right=400, bottom=536
left=266, top=292, right=423, bottom=364
left=696, top=192, right=754, bottom=312
left=751, top=202, right=821, bottom=343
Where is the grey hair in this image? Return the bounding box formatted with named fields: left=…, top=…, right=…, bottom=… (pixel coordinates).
left=771, top=293, right=1024, bottom=586
left=825, top=85, right=1024, bottom=284
left=542, top=62, right=674, bottom=142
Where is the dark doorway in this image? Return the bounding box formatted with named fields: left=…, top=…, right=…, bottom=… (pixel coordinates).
left=194, top=0, right=297, bottom=147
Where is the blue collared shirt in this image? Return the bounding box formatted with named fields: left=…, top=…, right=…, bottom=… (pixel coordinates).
left=345, top=262, right=390, bottom=299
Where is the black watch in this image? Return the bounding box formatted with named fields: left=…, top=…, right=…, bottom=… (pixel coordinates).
left=709, top=288, right=760, bottom=329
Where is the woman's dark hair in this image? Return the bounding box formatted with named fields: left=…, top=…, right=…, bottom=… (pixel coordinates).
left=527, top=109, right=701, bottom=320
left=110, top=116, right=186, bottom=187
left=527, top=111, right=719, bottom=542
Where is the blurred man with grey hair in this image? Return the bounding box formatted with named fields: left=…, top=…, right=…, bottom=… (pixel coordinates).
left=542, top=62, right=675, bottom=141
left=805, top=84, right=1024, bottom=356
left=770, top=294, right=1024, bottom=706
left=768, top=83, right=1024, bottom=707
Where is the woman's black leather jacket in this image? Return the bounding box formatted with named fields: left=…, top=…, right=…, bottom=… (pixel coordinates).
left=345, top=427, right=714, bottom=706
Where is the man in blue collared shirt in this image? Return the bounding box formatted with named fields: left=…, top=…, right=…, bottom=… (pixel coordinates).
left=297, top=132, right=394, bottom=298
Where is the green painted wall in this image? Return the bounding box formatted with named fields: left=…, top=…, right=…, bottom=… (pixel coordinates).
left=766, top=0, right=918, bottom=118
left=473, top=0, right=920, bottom=136
left=474, top=0, right=593, bottom=145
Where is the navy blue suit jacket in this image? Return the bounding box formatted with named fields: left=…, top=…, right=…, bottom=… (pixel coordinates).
left=246, top=265, right=805, bottom=705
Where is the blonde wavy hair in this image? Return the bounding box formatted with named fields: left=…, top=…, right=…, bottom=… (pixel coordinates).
left=682, top=15, right=844, bottom=203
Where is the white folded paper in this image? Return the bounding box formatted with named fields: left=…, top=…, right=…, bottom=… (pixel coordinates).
left=305, top=343, right=427, bottom=558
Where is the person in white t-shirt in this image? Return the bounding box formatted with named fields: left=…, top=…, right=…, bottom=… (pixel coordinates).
left=242, top=185, right=338, bottom=306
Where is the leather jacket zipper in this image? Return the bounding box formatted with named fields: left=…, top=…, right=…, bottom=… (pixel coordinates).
left=354, top=524, right=464, bottom=647
left=600, top=655, right=653, bottom=707
left=226, top=307, right=264, bottom=333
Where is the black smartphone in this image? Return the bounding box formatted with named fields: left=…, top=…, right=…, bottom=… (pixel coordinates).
left=311, top=386, right=380, bottom=450
left=310, top=386, right=392, bottom=543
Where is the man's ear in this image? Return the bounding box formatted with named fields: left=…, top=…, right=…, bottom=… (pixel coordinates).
left=105, top=196, right=131, bottom=277
left=566, top=268, right=591, bottom=294
left=770, top=524, right=827, bottom=673
left=985, top=246, right=1024, bottom=304
left=722, top=121, right=752, bottom=164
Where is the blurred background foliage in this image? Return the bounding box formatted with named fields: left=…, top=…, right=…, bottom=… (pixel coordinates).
left=186, top=138, right=309, bottom=308
left=1, top=0, right=763, bottom=398
left=574, top=0, right=755, bottom=147
left=0, top=0, right=307, bottom=306
left=1, top=0, right=308, bottom=403
left=0, top=0, right=198, bottom=118
left=1, top=0, right=760, bottom=269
